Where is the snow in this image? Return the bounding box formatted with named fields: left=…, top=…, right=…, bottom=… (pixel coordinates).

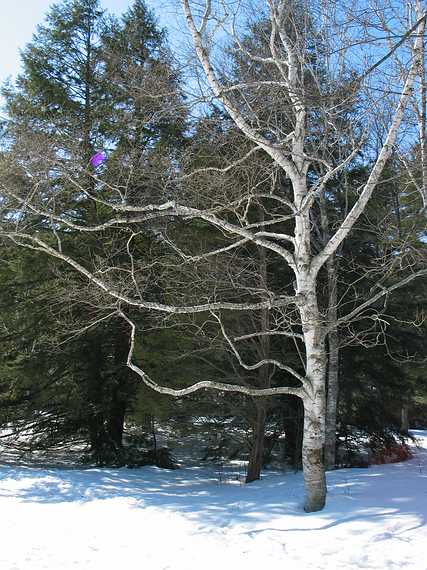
left=0, top=430, right=426, bottom=570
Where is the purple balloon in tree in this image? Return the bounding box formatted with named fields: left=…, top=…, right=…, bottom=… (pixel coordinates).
left=90, top=151, right=106, bottom=168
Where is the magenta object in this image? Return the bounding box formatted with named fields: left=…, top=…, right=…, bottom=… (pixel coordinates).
left=90, top=151, right=106, bottom=168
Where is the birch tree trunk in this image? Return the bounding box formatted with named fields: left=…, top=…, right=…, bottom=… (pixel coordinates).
left=302, top=390, right=327, bottom=512
left=299, top=284, right=328, bottom=512
left=295, top=177, right=328, bottom=510
left=325, top=256, right=339, bottom=470
left=416, top=0, right=427, bottom=210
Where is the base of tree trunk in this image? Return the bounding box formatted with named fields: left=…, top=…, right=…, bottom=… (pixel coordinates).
left=324, top=441, right=336, bottom=470
left=303, top=454, right=327, bottom=512
left=302, top=394, right=327, bottom=512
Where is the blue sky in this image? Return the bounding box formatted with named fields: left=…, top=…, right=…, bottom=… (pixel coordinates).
left=0, top=0, right=171, bottom=85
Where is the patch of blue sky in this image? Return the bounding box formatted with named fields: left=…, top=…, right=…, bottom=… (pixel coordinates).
left=0, top=0, right=135, bottom=85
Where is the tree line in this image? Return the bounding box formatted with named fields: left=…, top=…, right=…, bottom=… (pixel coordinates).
left=0, top=0, right=426, bottom=512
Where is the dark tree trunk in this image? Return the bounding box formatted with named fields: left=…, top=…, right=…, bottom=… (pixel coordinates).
left=283, top=398, right=303, bottom=470
left=86, top=340, right=108, bottom=462
left=85, top=323, right=133, bottom=465
left=319, top=188, right=341, bottom=471
left=246, top=401, right=267, bottom=482
left=400, top=404, right=409, bottom=435
left=107, top=399, right=126, bottom=449
left=245, top=238, right=271, bottom=483
left=106, top=321, right=134, bottom=453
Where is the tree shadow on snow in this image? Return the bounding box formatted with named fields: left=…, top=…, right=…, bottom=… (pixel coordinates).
left=0, top=440, right=426, bottom=533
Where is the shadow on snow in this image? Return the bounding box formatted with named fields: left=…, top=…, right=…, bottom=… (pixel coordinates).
left=0, top=430, right=426, bottom=533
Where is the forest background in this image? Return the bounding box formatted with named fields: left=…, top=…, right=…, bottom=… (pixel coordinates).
left=0, top=0, right=425, bottom=513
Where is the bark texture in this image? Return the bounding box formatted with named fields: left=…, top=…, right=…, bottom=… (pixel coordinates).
left=297, top=277, right=328, bottom=511
left=302, top=389, right=327, bottom=512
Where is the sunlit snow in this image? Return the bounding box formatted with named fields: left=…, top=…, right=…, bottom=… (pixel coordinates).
left=1, top=431, right=426, bottom=569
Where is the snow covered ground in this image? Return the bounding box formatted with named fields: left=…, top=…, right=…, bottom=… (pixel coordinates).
left=0, top=430, right=426, bottom=570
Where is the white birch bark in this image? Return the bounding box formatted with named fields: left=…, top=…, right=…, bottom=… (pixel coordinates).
left=416, top=0, right=427, bottom=210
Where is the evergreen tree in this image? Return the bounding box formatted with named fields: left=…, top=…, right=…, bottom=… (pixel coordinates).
left=0, top=0, right=186, bottom=463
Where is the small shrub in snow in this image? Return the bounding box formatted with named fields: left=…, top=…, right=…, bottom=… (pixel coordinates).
left=371, top=442, right=412, bottom=464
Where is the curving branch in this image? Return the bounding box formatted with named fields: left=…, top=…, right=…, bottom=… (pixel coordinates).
left=212, top=311, right=306, bottom=383
left=119, top=310, right=304, bottom=398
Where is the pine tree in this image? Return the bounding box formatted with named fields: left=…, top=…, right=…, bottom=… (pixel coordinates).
left=1, top=0, right=186, bottom=463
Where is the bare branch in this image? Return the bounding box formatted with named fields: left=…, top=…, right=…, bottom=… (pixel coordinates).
left=120, top=310, right=303, bottom=398
left=336, top=268, right=427, bottom=328
left=312, top=19, right=425, bottom=276
left=212, top=311, right=306, bottom=383
left=234, top=330, right=304, bottom=342
left=181, top=0, right=299, bottom=179
left=1, top=231, right=298, bottom=314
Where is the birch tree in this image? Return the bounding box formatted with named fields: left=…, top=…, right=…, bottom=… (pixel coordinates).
left=1, top=0, right=427, bottom=512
